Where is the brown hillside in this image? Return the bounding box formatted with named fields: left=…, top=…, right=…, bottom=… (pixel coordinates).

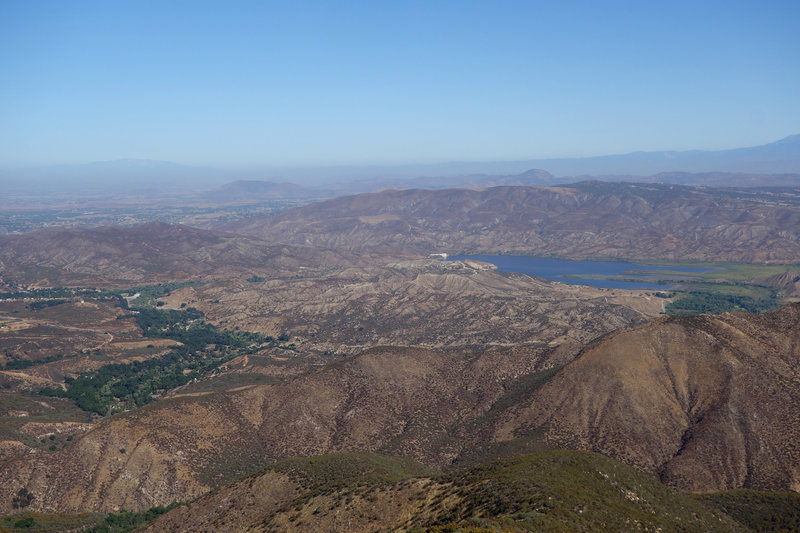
left=3, top=304, right=799, bottom=512
left=0, top=345, right=562, bottom=514
left=220, top=182, right=800, bottom=262
left=496, top=302, right=800, bottom=492
left=176, top=259, right=662, bottom=353
left=0, top=222, right=353, bottom=287
left=755, top=270, right=800, bottom=298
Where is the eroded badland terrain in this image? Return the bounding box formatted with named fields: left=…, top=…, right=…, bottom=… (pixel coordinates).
left=2, top=182, right=800, bottom=531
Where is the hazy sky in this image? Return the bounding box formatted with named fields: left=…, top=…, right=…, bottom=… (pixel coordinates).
left=1, top=0, right=798, bottom=166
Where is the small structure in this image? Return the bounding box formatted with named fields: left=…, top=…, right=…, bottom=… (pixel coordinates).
left=428, top=253, right=448, bottom=260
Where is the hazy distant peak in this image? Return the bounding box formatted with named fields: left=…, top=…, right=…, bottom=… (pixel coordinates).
left=516, top=168, right=554, bottom=179
left=770, top=134, right=800, bottom=145
left=84, top=158, right=188, bottom=169
left=203, top=179, right=308, bottom=202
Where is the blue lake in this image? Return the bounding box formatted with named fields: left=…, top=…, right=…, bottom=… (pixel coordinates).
left=448, top=255, right=713, bottom=290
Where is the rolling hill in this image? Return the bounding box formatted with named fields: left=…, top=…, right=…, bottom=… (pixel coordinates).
left=0, top=222, right=354, bottom=287
left=220, top=182, right=800, bottom=262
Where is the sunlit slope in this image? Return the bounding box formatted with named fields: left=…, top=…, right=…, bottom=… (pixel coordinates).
left=222, top=182, right=800, bottom=262
left=497, top=303, right=800, bottom=492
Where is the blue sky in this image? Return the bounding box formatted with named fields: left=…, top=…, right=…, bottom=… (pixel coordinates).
left=1, top=0, right=798, bottom=166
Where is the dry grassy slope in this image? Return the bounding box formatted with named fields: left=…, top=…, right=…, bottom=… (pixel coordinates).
left=0, top=386, right=271, bottom=514
left=180, top=259, right=663, bottom=352
left=0, top=300, right=165, bottom=368
left=497, top=302, right=800, bottom=492
left=220, top=183, right=800, bottom=262
left=143, top=451, right=747, bottom=533
left=4, top=305, right=799, bottom=513
left=0, top=345, right=560, bottom=514
left=252, top=347, right=543, bottom=464
left=0, top=222, right=354, bottom=287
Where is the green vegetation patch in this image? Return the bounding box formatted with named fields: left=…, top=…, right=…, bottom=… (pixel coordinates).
left=271, top=452, right=436, bottom=495
left=0, top=503, right=181, bottom=533
left=27, top=300, right=67, bottom=311
left=121, top=281, right=200, bottom=308
left=694, top=488, right=800, bottom=533
left=131, top=307, right=269, bottom=351
left=0, top=511, right=98, bottom=532
left=665, top=286, right=780, bottom=316
left=0, top=288, right=95, bottom=300
left=0, top=353, right=74, bottom=371
left=83, top=503, right=181, bottom=533
left=40, top=306, right=276, bottom=414
left=633, top=260, right=800, bottom=283
left=424, top=450, right=746, bottom=532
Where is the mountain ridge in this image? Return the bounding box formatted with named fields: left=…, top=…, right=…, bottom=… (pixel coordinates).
left=2, top=304, right=799, bottom=514
left=3, top=134, right=799, bottom=189
left=220, top=182, right=800, bottom=263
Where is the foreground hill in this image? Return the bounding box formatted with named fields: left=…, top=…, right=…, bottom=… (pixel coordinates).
left=221, top=182, right=800, bottom=262
left=0, top=345, right=563, bottom=513
left=143, top=451, right=747, bottom=532
left=2, top=305, right=800, bottom=514
left=0, top=222, right=352, bottom=287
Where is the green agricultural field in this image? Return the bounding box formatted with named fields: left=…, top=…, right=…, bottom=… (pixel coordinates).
left=629, top=260, right=800, bottom=283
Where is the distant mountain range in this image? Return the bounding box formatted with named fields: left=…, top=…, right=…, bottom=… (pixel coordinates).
left=2, top=135, right=799, bottom=196
left=522, top=133, right=800, bottom=176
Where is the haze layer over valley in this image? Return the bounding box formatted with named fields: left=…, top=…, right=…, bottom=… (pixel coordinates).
left=3, top=1, right=800, bottom=529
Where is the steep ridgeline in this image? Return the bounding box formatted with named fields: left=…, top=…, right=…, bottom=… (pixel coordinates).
left=220, top=182, right=800, bottom=262
left=495, top=302, right=800, bottom=492
left=2, top=305, right=800, bottom=514
left=0, top=222, right=353, bottom=287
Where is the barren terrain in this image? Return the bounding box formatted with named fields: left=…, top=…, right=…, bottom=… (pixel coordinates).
left=223, top=182, right=800, bottom=262
left=166, top=259, right=663, bottom=354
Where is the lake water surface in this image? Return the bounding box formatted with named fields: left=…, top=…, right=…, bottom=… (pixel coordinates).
left=448, top=255, right=712, bottom=290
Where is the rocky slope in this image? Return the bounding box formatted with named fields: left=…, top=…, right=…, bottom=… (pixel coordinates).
left=755, top=271, right=800, bottom=298
left=170, top=259, right=662, bottom=353
left=220, top=182, right=800, bottom=262
left=3, top=305, right=800, bottom=513
left=496, top=302, right=800, bottom=492
left=0, top=345, right=562, bottom=514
